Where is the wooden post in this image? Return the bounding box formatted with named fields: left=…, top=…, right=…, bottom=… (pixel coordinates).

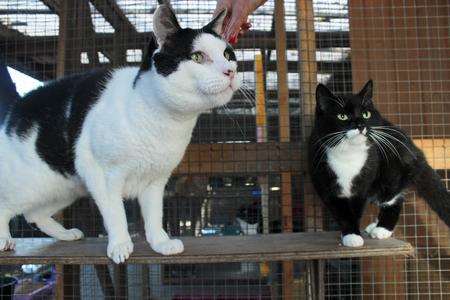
left=255, top=53, right=269, bottom=234
left=296, top=1, right=324, bottom=299
left=274, top=1, right=294, bottom=299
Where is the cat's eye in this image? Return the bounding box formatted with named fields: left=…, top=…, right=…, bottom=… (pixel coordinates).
left=362, top=111, right=371, bottom=119
left=224, top=51, right=231, bottom=61
left=337, top=113, right=349, bottom=121
left=191, top=52, right=205, bottom=64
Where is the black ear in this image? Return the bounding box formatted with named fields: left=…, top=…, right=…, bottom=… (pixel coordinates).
left=358, top=79, right=373, bottom=103
left=153, top=0, right=181, bottom=45
left=204, top=8, right=227, bottom=35
left=316, top=84, right=340, bottom=111
left=140, top=34, right=158, bottom=72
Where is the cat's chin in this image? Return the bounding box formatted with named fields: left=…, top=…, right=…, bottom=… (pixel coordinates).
left=347, top=134, right=367, bottom=145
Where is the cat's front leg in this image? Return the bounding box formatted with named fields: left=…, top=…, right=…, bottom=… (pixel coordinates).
left=365, top=195, right=404, bottom=240
left=325, top=196, right=366, bottom=247
left=84, top=170, right=133, bottom=264
left=0, top=211, right=14, bottom=251
left=138, top=178, right=184, bottom=255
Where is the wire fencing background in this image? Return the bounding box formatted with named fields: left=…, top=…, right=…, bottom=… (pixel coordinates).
left=0, top=0, right=449, bottom=299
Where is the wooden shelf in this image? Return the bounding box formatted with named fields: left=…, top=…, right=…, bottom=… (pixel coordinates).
left=0, top=232, right=414, bottom=265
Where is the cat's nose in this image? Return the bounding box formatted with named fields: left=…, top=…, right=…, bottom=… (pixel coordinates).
left=223, top=69, right=235, bottom=79
left=357, top=124, right=366, bottom=133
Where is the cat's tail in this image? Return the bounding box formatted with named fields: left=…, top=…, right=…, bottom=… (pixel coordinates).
left=412, top=159, right=450, bottom=228
left=0, top=61, right=19, bottom=123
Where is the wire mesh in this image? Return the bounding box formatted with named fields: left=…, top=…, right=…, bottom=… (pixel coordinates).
left=0, top=0, right=449, bottom=299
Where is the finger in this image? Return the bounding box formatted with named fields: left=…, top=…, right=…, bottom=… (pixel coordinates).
left=224, top=14, right=246, bottom=40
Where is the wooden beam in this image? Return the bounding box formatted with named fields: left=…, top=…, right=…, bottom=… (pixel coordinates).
left=0, top=232, right=414, bottom=265
left=89, top=0, right=136, bottom=33
left=0, top=31, right=349, bottom=56
left=41, top=0, right=60, bottom=14
left=175, top=142, right=301, bottom=175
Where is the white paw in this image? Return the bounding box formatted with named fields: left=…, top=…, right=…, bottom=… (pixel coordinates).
left=342, top=234, right=364, bottom=247
left=58, top=228, right=84, bottom=241
left=107, top=240, right=134, bottom=264
left=0, top=238, right=15, bottom=251
left=152, top=239, right=184, bottom=255
left=364, top=222, right=378, bottom=234
left=370, top=227, right=392, bottom=239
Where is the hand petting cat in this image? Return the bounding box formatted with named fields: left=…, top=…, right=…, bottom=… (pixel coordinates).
left=214, top=0, right=267, bottom=43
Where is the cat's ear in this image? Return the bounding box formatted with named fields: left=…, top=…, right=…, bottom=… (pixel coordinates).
left=358, top=79, right=373, bottom=103
left=140, top=34, right=158, bottom=71
left=153, top=1, right=181, bottom=45
left=204, top=9, right=227, bottom=35
left=316, top=83, right=339, bottom=111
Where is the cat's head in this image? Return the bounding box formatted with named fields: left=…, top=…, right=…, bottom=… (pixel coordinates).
left=136, top=1, right=240, bottom=115
left=315, top=80, right=383, bottom=145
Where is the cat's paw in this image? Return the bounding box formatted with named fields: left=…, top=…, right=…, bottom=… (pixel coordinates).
left=369, top=227, right=392, bottom=239
left=342, top=234, right=364, bottom=247
left=152, top=239, right=184, bottom=255
left=364, top=222, right=378, bottom=234
left=0, top=238, right=15, bottom=251
left=107, top=240, right=134, bottom=264
left=58, top=228, right=84, bottom=241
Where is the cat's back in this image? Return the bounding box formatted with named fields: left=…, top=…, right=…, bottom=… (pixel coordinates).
left=2, top=69, right=111, bottom=175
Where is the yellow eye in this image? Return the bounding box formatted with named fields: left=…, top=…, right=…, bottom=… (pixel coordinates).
left=224, top=51, right=231, bottom=61
left=362, top=111, right=371, bottom=119
left=337, top=113, right=349, bottom=121
left=191, top=52, right=205, bottom=63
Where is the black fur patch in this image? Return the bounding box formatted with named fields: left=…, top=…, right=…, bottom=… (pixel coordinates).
left=6, top=69, right=111, bottom=176
left=133, top=35, right=158, bottom=88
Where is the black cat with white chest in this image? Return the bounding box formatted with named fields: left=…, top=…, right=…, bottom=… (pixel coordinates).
left=309, top=80, right=450, bottom=247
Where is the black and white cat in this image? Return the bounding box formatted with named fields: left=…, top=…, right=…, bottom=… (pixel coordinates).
left=0, top=1, right=240, bottom=263
left=309, top=80, right=450, bottom=247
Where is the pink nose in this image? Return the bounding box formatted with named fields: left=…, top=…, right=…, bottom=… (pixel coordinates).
left=223, top=69, right=235, bottom=79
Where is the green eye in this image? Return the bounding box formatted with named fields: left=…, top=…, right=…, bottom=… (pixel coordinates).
left=191, top=52, right=205, bottom=63
left=337, top=113, right=349, bottom=121
left=224, top=51, right=231, bottom=61
left=362, top=111, right=371, bottom=119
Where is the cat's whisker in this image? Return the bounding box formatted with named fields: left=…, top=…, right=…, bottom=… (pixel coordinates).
left=237, top=87, right=255, bottom=108
left=373, top=129, right=416, bottom=158
left=370, top=131, right=401, bottom=161
left=314, top=135, right=345, bottom=172
left=221, top=104, right=246, bottom=139
left=314, top=134, right=343, bottom=158
left=238, top=85, right=256, bottom=106
left=313, top=130, right=347, bottom=146
left=369, top=133, right=389, bottom=163
left=372, top=126, right=409, bottom=139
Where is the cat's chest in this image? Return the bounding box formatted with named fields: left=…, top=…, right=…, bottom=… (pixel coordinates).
left=326, top=140, right=369, bottom=198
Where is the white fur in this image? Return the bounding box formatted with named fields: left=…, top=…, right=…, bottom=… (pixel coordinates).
left=364, top=221, right=378, bottom=234
left=0, top=32, right=240, bottom=263
left=236, top=218, right=258, bottom=235
left=369, top=227, right=392, bottom=239
left=380, top=193, right=402, bottom=207
left=327, top=131, right=369, bottom=198
left=342, top=234, right=364, bottom=247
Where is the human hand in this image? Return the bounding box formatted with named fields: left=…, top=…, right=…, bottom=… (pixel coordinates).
left=214, top=0, right=267, bottom=43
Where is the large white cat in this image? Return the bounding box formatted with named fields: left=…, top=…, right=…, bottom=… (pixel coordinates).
left=0, top=1, right=240, bottom=263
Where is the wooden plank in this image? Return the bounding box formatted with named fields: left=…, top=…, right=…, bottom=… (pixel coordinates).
left=0, top=232, right=414, bottom=265
left=174, top=142, right=301, bottom=175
